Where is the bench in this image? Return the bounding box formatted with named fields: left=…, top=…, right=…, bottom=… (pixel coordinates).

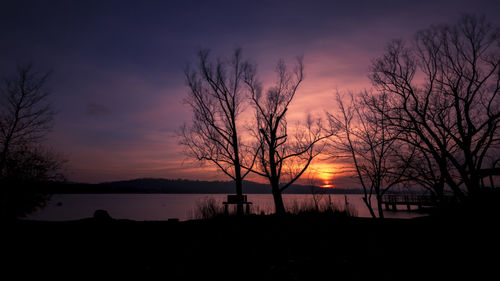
left=222, top=194, right=252, bottom=215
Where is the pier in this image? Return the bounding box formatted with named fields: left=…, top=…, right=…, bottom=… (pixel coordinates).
left=380, top=194, right=450, bottom=211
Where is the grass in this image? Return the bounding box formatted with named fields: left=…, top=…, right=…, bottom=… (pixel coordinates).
left=192, top=194, right=358, bottom=219
left=287, top=194, right=358, bottom=217
left=192, top=197, right=225, bottom=219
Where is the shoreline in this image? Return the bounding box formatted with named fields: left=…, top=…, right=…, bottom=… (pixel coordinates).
left=27, top=193, right=428, bottom=222
left=5, top=212, right=497, bottom=280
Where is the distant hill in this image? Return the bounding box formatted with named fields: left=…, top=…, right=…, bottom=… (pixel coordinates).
left=43, top=178, right=364, bottom=194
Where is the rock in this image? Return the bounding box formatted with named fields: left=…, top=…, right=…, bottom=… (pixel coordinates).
left=93, top=209, right=112, bottom=221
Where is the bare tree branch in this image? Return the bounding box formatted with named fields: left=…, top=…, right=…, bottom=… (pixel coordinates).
left=369, top=14, right=500, bottom=199
left=180, top=49, right=258, bottom=215
left=244, top=57, right=331, bottom=214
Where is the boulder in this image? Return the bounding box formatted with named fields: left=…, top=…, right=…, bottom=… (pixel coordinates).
left=93, top=209, right=112, bottom=221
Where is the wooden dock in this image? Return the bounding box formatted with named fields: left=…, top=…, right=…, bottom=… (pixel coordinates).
left=380, top=194, right=450, bottom=211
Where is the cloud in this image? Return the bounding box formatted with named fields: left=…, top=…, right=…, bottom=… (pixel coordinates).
left=86, top=102, right=111, bottom=116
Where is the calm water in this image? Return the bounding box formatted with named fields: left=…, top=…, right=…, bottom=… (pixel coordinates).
left=25, top=194, right=424, bottom=221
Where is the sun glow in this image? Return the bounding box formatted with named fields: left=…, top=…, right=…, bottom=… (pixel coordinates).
left=310, top=162, right=338, bottom=188
left=319, top=176, right=335, bottom=189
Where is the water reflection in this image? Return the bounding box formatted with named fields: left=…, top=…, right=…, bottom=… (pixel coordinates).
left=26, top=194, right=425, bottom=221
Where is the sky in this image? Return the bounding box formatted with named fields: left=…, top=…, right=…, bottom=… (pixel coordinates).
left=1, top=0, right=499, bottom=184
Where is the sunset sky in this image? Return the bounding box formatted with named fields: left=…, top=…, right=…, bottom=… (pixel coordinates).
left=1, top=0, right=499, bottom=184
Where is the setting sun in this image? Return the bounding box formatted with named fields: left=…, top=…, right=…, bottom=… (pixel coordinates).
left=308, top=162, right=341, bottom=188
left=320, top=182, right=335, bottom=188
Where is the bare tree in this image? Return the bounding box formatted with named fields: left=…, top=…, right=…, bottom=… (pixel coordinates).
left=399, top=150, right=442, bottom=195
left=0, top=63, right=63, bottom=219
left=370, top=15, right=500, bottom=200
left=244, top=58, right=330, bottom=215
left=0, top=64, right=54, bottom=178
left=181, top=49, right=256, bottom=216
left=328, top=92, right=406, bottom=219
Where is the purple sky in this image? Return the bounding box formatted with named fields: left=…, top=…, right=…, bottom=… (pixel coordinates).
left=1, top=0, right=499, bottom=183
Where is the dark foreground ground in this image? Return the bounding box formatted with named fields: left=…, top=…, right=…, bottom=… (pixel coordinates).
left=3, top=210, right=499, bottom=280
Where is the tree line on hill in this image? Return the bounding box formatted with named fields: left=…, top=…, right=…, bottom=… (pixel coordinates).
left=37, top=178, right=366, bottom=194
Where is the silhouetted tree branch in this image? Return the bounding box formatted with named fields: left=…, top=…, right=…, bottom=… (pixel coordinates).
left=244, top=57, right=331, bottom=214
left=0, top=64, right=54, bottom=176
left=181, top=49, right=257, bottom=215
left=0, top=63, right=64, bottom=219
left=328, top=92, right=406, bottom=219
left=370, top=14, right=500, bottom=200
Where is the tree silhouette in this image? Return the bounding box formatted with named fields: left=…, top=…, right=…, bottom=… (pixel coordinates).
left=370, top=14, right=500, bottom=200
left=181, top=49, right=257, bottom=215
left=329, top=92, right=407, bottom=219
left=244, top=58, right=330, bottom=214
left=0, top=63, right=63, bottom=219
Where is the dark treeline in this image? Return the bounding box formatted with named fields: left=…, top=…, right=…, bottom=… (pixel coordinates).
left=35, top=178, right=365, bottom=194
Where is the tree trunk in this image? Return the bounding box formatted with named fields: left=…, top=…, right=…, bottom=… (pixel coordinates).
left=232, top=113, right=245, bottom=216
left=468, top=173, right=481, bottom=198
left=435, top=180, right=444, bottom=203
left=234, top=176, right=244, bottom=216
left=0, top=142, right=10, bottom=178
left=376, top=194, right=384, bottom=219
left=362, top=197, right=377, bottom=219
left=272, top=183, right=286, bottom=215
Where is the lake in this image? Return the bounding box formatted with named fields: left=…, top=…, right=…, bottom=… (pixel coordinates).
left=25, top=194, right=425, bottom=221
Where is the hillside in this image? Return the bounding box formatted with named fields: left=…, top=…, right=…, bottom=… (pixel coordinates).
left=44, top=178, right=364, bottom=194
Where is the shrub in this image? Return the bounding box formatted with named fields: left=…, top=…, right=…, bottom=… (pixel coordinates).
left=193, top=197, right=224, bottom=219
